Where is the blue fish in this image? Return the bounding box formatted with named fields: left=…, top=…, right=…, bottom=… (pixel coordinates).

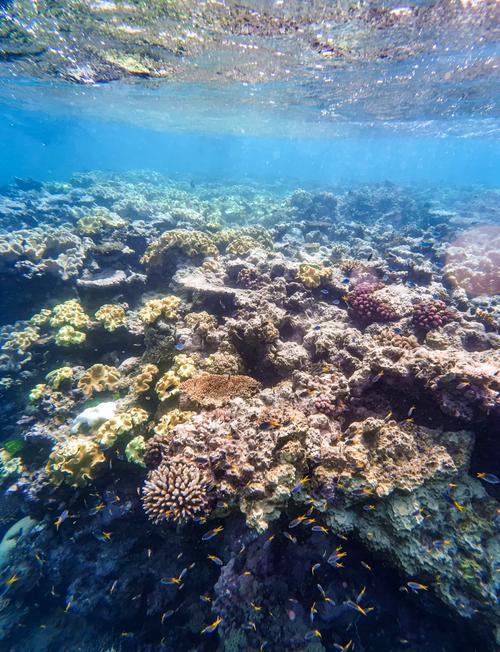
left=313, top=325, right=321, bottom=331
left=342, top=278, right=350, bottom=284
left=393, top=327, right=402, bottom=334
left=477, top=473, right=499, bottom=485
left=175, top=341, right=186, bottom=351
left=320, top=289, right=329, bottom=296
left=332, top=299, right=340, bottom=305
left=421, top=242, right=433, bottom=248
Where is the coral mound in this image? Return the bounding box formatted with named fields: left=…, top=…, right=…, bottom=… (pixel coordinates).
left=412, top=299, right=455, bottom=330
left=142, top=460, right=213, bottom=524
left=348, top=281, right=396, bottom=322
left=180, top=373, right=261, bottom=408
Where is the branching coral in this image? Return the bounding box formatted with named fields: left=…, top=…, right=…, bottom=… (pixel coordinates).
left=141, top=229, right=218, bottom=268
left=95, top=304, right=127, bottom=331
left=142, top=460, right=213, bottom=524
left=138, top=296, right=181, bottom=324
left=77, top=364, right=122, bottom=397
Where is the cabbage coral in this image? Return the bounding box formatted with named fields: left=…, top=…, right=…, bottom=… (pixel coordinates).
left=142, top=460, right=213, bottom=524
left=138, top=296, right=181, bottom=324
left=50, top=299, right=90, bottom=329
left=46, top=437, right=105, bottom=487
left=77, top=364, right=121, bottom=397
left=141, top=229, right=218, bottom=268
left=95, top=304, right=127, bottom=331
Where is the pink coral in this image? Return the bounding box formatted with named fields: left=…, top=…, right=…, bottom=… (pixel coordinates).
left=412, top=300, right=455, bottom=331
left=348, top=281, right=396, bottom=323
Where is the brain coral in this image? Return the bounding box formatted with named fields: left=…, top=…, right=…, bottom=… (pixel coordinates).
left=142, top=460, right=213, bottom=524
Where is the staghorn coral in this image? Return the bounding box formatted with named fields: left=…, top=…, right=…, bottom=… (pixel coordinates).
left=54, top=325, right=86, bottom=346
left=46, top=436, right=105, bottom=487
left=297, top=262, right=332, bottom=288
left=141, top=229, right=218, bottom=268
left=412, top=300, right=456, bottom=331
left=138, top=296, right=181, bottom=324
left=95, top=304, right=128, bottom=331
left=142, top=459, right=213, bottom=524
left=77, top=364, right=122, bottom=397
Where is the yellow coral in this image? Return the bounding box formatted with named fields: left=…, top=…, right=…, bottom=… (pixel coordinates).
left=138, top=296, right=181, bottom=324
left=97, top=407, right=149, bottom=448
left=46, top=366, right=73, bottom=389
left=155, top=354, right=197, bottom=401
left=95, top=304, right=127, bottom=331
left=0, top=449, right=22, bottom=479
left=125, top=435, right=146, bottom=466
left=77, top=364, right=121, bottom=397
left=77, top=209, right=127, bottom=235
left=132, top=364, right=159, bottom=393
left=297, top=263, right=332, bottom=289
left=55, top=325, right=86, bottom=346
left=226, top=235, right=261, bottom=256
left=29, top=383, right=49, bottom=402
left=141, top=229, right=218, bottom=267
left=2, top=326, right=40, bottom=354
left=154, top=409, right=195, bottom=435
left=50, top=299, right=90, bottom=329
left=46, top=437, right=105, bottom=487
left=29, top=309, right=52, bottom=326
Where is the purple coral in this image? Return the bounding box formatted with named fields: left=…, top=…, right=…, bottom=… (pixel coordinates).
left=314, top=396, right=337, bottom=417
left=412, top=300, right=455, bottom=331
left=348, top=281, right=395, bottom=323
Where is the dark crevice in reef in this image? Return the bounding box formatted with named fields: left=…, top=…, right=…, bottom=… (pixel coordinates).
left=0, top=173, right=498, bottom=651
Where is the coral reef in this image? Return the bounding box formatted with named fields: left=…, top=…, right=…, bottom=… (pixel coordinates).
left=0, top=173, right=498, bottom=651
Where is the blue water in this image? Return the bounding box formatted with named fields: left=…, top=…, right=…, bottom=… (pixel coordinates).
left=2, top=104, right=499, bottom=187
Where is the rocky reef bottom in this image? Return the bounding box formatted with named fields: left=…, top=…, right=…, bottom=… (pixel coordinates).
left=0, top=171, right=498, bottom=651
